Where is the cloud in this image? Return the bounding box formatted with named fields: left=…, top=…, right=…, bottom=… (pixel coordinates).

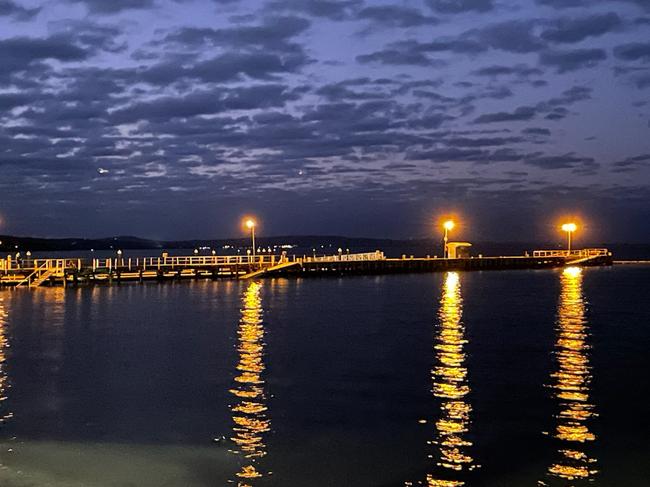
left=472, top=64, right=543, bottom=77
left=443, top=136, right=523, bottom=147
left=474, top=106, right=537, bottom=124
left=163, top=16, right=311, bottom=50
left=0, top=92, right=31, bottom=109
left=0, top=35, right=89, bottom=74
left=541, top=12, right=622, bottom=44
left=316, top=78, right=393, bottom=101
left=541, top=85, right=592, bottom=107
left=612, top=153, right=650, bottom=171
left=525, top=152, right=597, bottom=170
left=357, top=37, right=486, bottom=65
left=51, top=20, right=127, bottom=53
left=522, top=127, right=551, bottom=135
left=614, top=42, right=650, bottom=62
left=66, top=0, right=155, bottom=14
left=188, top=50, right=309, bottom=82
left=476, top=20, right=545, bottom=53
left=140, top=49, right=310, bottom=85
left=634, top=74, right=650, bottom=88
left=357, top=49, right=438, bottom=66
left=536, top=0, right=588, bottom=7
left=264, top=0, right=362, bottom=20
left=357, top=6, right=437, bottom=27
left=372, top=20, right=543, bottom=58
left=537, top=0, right=650, bottom=12
left=110, top=84, right=297, bottom=123
left=0, top=0, right=40, bottom=20
left=425, top=0, right=494, bottom=14
left=539, top=48, right=607, bottom=72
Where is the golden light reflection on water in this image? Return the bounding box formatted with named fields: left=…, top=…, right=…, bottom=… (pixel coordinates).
left=540, top=267, right=597, bottom=485
left=426, top=272, right=477, bottom=487
left=0, top=296, right=11, bottom=426
left=229, top=282, right=270, bottom=486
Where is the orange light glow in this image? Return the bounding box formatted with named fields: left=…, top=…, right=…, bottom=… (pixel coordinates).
left=561, top=223, right=577, bottom=233
left=443, top=220, right=455, bottom=231
left=245, top=219, right=256, bottom=230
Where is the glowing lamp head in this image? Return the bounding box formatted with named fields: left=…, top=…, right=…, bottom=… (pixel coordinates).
left=443, top=220, right=455, bottom=231
left=561, top=223, right=577, bottom=233
left=245, top=219, right=256, bottom=229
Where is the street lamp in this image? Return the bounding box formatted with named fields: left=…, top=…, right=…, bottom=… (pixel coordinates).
left=443, top=220, right=455, bottom=258
left=245, top=219, right=256, bottom=260
left=561, top=223, right=577, bottom=254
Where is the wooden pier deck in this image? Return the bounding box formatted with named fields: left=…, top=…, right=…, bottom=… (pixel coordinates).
left=0, top=249, right=612, bottom=287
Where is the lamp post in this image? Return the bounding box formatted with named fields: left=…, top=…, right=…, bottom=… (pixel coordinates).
left=561, top=223, right=577, bottom=254
left=443, top=220, right=455, bottom=259
left=245, top=219, right=256, bottom=261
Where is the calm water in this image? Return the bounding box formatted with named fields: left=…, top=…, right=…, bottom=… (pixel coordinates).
left=0, top=267, right=649, bottom=486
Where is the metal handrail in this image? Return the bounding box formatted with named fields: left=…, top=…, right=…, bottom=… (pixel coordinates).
left=4, top=252, right=388, bottom=275
left=532, top=248, right=609, bottom=258
left=301, top=251, right=386, bottom=263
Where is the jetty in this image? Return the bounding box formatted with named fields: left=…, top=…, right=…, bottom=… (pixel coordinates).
left=0, top=248, right=612, bottom=288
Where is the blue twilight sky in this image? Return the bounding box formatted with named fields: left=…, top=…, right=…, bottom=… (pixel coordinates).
left=0, top=0, right=649, bottom=242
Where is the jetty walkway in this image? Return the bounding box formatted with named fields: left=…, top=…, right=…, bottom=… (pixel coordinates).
left=0, top=248, right=612, bottom=288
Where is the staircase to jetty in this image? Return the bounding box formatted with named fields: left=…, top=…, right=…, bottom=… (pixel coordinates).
left=239, top=261, right=301, bottom=279
left=566, top=254, right=607, bottom=265
left=15, top=261, right=66, bottom=287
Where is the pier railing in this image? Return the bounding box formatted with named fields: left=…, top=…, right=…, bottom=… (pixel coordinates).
left=4, top=258, right=82, bottom=272
left=302, top=251, right=385, bottom=263
left=1, top=252, right=386, bottom=274
left=90, top=254, right=284, bottom=271
left=532, top=248, right=609, bottom=258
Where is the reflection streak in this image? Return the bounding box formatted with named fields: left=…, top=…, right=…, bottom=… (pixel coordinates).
left=229, top=282, right=270, bottom=486
left=542, top=267, right=597, bottom=484
left=0, top=296, right=11, bottom=426
left=427, top=272, right=476, bottom=487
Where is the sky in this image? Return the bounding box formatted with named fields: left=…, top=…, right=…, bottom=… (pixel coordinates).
left=0, top=0, right=649, bottom=242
